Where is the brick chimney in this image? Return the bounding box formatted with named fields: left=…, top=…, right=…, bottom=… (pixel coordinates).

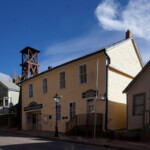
left=13, top=78, right=16, bottom=84
left=126, top=29, right=132, bottom=39
left=48, top=66, right=52, bottom=70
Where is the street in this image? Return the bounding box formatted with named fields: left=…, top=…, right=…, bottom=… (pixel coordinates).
left=0, top=130, right=116, bottom=150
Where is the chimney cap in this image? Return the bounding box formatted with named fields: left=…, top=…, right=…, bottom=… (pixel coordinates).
left=126, top=29, right=132, bottom=39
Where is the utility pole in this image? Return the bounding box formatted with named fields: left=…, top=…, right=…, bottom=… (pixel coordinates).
left=94, top=59, right=99, bottom=139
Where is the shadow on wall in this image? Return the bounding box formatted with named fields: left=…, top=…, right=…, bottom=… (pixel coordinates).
left=108, top=100, right=127, bottom=131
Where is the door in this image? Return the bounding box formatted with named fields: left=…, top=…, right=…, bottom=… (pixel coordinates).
left=87, top=99, right=94, bottom=114
left=32, top=114, right=37, bottom=130
left=69, top=102, right=76, bottom=120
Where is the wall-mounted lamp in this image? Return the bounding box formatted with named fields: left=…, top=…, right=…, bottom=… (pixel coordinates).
left=100, top=93, right=106, bottom=101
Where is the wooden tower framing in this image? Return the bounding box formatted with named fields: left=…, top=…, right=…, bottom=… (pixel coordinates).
left=20, top=46, right=40, bottom=81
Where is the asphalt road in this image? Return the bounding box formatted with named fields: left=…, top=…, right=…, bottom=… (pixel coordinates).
left=0, top=131, right=116, bottom=150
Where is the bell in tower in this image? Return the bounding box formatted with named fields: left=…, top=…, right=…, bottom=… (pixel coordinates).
left=20, top=46, right=40, bottom=81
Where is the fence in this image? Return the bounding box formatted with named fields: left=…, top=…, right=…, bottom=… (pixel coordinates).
left=0, top=114, right=16, bottom=128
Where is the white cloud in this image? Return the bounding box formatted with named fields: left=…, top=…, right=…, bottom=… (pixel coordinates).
left=40, top=30, right=107, bottom=71
left=95, top=0, right=150, bottom=40
left=40, top=0, right=150, bottom=71
left=44, top=31, right=101, bottom=56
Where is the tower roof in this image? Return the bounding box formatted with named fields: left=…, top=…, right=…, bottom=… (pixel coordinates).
left=20, top=46, right=40, bottom=54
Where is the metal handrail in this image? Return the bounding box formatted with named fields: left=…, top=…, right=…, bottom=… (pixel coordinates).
left=145, top=110, right=150, bottom=125
left=66, top=113, right=102, bottom=132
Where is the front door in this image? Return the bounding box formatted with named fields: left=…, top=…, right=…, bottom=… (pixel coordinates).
left=87, top=99, right=94, bottom=113
left=32, top=114, right=37, bottom=130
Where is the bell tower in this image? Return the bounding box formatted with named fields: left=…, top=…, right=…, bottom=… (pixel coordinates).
left=20, top=46, right=40, bottom=81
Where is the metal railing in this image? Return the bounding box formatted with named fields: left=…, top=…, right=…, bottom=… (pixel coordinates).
left=145, top=110, right=150, bottom=125
left=66, top=113, right=102, bottom=133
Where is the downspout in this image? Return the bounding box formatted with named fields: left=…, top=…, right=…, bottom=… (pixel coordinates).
left=104, top=50, right=110, bottom=131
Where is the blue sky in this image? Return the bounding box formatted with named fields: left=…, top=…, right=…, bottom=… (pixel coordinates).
left=0, top=0, right=150, bottom=80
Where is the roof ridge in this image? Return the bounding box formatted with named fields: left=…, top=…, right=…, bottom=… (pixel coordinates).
left=123, top=60, right=150, bottom=93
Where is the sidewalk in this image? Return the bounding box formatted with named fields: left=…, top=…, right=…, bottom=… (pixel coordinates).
left=1, top=128, right=150, bottom=150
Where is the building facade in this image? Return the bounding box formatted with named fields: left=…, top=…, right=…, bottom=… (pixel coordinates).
left=0, top=80, right=20, bottom=114
left=124, top=61, right=150, bottom=131
left=20, top=31, right=143, bottom=133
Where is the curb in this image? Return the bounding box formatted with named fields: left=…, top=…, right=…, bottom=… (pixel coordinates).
left=0, top=129, right=148, bottom=150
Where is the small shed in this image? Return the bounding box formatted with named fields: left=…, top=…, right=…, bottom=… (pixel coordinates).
left=124, top=61, right=150, bottom=131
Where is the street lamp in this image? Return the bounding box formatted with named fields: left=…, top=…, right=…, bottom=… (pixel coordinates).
left=53, top=93, right=61, bottom=137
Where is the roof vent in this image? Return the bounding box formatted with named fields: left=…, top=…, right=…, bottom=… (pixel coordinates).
left=126, top=29, right=132, bottom=39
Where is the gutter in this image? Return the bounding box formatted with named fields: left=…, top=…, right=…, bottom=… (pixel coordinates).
left=104, top=50, right=111, bottom=131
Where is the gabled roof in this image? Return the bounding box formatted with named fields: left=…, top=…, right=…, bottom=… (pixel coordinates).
left=106, top=37, right=143, bottom=68
left=0, top=79, right=20, bottom=92
left=18, top=37, right=143, bottom=85
left=123, top=60, right=150, bottom=93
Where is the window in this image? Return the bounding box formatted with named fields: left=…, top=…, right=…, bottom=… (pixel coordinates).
left=0, top=100, right=3, bottom=106
left=69, top=102, right=76, bottom=120
left=42, top=78, right=48, bottom=94
left=56, top=104, right=61, bottom=121
left=26, top=115, right=30, bottom=123
left=29, top=84, right=33, bottom=98
left=59, top=71, right=65, bottom=89
left=133, top=93, right=145, bottom=116
left=5, top=99, right=8, bottom=106
left=79, top=64, right=87, bottom=84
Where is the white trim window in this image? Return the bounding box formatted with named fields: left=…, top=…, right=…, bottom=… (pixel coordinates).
left=29, top=83, right=33, bottom=98
left=79, top=64, right=87, bottom=84
left=59, top=71, right=66, bottom=89
left=0, top=99, right=3, bottom=107
left=42, top=78, right=48, bottom=94
left=69, top=102, right=76, bottom=120
left=56, top=104, right=61, bottom=121
left=5, top=99, right=9, bottom=107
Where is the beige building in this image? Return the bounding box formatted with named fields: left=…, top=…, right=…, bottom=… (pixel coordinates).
left=19, top=31, right=143, bottom=133
left=124, top=61, right=150, bottom=131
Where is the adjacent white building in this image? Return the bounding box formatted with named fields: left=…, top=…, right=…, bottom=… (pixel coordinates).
left=0, top=80, right=20, bottom=114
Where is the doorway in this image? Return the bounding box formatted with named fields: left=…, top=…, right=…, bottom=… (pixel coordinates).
left=32, top=114, right=37, bottom=130
left=87, top=99, right=94, bottom=114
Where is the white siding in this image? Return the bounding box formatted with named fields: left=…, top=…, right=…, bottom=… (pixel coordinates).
left=8, top=90, right=19, bottom=106
left=107, top=39, right=142, bottom=77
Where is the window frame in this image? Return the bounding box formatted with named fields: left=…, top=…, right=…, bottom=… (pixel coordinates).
left=133, top=93, right=146, bottom=116
left=59, top=71, right=66, bottom=89
left=42, top=77, right=48, bottom=94
left=5, top=99, right=9, bottom=107
left=28, top=83, right=33, bottom=98
left=0, top=99, right=3, bottom=107
left=79, top=63, right=88, bottom=84
left=55, top=104, right=62, bottom=121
